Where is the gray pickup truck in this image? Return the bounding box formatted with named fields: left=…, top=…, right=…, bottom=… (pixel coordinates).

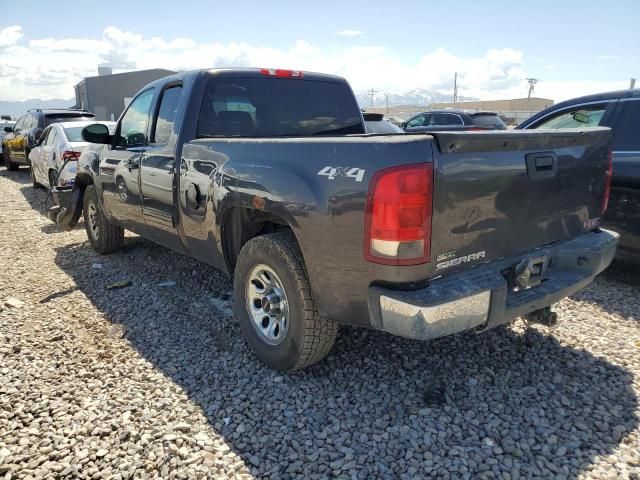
left=50, top=68, right=618, bottom=371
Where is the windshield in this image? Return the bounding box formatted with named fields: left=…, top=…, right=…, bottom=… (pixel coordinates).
left=197, top=76, right=364, bottom=137
left=365, top=120, right=404, bottom=134
left=63, top=126, right=85, bottom=142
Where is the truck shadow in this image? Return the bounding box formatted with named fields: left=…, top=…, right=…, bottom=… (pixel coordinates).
left=51, top=238, right=639, bottom=479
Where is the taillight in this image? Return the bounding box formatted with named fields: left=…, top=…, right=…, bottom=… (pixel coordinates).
left=602, top=149, right=613, bottom=214
left=260, top=68, right=304, bottom=78
left=364, top=163, right=433, bottom=265
left=62, top=150, right=80, bottom=161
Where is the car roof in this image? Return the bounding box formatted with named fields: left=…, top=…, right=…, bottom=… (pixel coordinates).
left=56, top=120, right=115, bottom=129
left=30, top=109, right=93, bottom=115
left=549, top=88, right=640, bottom=110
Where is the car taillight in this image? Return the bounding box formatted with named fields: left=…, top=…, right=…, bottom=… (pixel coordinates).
left=364, top=163, right=433, bottom=265
left=62, top=150, right=80, bottom=161
left=259, top=68, right=304, bottom=78
left=602, top=149, right=613, bottom=214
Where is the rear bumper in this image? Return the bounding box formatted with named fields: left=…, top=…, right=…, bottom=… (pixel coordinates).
left=368, top=229, right=619, bottom=340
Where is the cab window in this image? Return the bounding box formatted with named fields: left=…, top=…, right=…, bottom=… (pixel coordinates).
left=152, top=85, right=182, bottom=144
left=430, top=113, right=463, bottom=126
left=533, top=106, right=606, bottom=129
left=612, top=100, right=640, bottom=151
left=45, top=129, right=57, bottom=146
left=117, top=89, right=154, bottom=147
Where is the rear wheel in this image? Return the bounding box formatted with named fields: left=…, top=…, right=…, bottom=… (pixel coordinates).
left=233, top=231, right=338, bottom=371
left=83, top=186, right=124, bottom=254
left=4, top=148, right=19, bottom=171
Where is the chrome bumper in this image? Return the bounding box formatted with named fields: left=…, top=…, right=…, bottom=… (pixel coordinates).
left=368, top=229, right=619, bottom=341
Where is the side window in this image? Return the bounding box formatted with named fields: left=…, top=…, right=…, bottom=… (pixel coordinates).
left=152, top=85, right=182, bottom=144
left=39, top=128, right=51, bottom=145
left=407, top=114, right=428, bottom=128
left=117, top=89, right=154, bottom=147
left=612, top=100, right=640, bottom=151
left=431, top=113, right=462, bottom=126
left=533, top=105, right=606, bottom=129
left=46, top=129, right=57, bottom=146
left=27, top=115, right=36, bottom=129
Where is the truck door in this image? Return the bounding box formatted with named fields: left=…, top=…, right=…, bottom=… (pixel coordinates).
left=100, top=88, right=154, bottom=235
left=139, top=83, right=184, bottom=253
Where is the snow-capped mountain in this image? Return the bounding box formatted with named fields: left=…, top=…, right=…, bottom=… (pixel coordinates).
left=355, top=88, right=477, bottom=108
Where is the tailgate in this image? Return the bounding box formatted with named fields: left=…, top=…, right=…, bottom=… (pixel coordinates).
left=428, top=128, right=611, bottom=275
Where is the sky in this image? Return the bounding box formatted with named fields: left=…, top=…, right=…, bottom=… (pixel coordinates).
left=0, top=0, right=638, bottom=102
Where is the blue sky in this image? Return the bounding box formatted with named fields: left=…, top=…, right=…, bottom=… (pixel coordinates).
left=1, top=0, right=638, bottom=101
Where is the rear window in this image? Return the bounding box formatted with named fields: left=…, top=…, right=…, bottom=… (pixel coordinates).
left=63, top=126, right=85, bottom=142
left=471, top=114, right=507, bottom=130
left=612, top=100, right=640, bottom=151
left=45, top=114, right=94, bottom=127
left=197, top=76, right=364, bottom=137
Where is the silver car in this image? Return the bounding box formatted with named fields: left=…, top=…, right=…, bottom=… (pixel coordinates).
left=28, top=121, right=115, bottom=188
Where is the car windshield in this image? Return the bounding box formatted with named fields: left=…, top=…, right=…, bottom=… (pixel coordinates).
left=63, top=126, right=86, bottom=142
left=197, top=76, right=365, bottom=137
left=365, top=120, right=404, bottom=134
left=471, top=114, right=507, bottom=130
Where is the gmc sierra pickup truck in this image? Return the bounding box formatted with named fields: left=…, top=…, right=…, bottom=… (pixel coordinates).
left=49, top=68, right=618, bottom=371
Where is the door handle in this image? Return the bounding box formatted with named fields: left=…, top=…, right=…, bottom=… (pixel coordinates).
left=126, top=160, right=140, bottom=171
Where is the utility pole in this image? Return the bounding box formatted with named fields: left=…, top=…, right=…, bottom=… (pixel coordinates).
left=367, top=88, right=379, bottom=109
left=453, top=72, right=458, bottom=107
left=385, top=93, right=389, bottom=114
left=631, top=78, right=637, bottom=89
left=526, top=78, right=539, bottom=101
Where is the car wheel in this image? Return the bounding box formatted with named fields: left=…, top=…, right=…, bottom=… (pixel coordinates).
left=233, top=231, right=338, bottom=371
left=4, top=148, right=19, bottom=171
left=83, top=185, right=124, bottom=254
left=116, top=177, right=129, bottom=203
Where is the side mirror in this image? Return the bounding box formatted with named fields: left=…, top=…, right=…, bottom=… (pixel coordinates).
left=400, top=122, right=407, bottom=129
left=82, top=123, right=112, bottom=144
left=3, top=126, right=12, bottom=133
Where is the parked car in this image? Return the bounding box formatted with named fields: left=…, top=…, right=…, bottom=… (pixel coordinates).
left=2, top=109, right=94, bottom=171
left=403, top=109, right=507, bottom=133
left=0, top=119, right=15, bottom=160
left=51, top=68, right=616, bottom=371
left=518, top=89, right=640, bottom=264
left=363, top=112, right=404, bottom=134
left=28, top=121, right=116, bottom=189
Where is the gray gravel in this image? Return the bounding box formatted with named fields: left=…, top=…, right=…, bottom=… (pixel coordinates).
left=1, top=166, right=639, bottom=479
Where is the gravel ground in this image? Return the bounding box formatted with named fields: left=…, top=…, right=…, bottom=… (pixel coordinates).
left=0, top=166, right=639, bottom=480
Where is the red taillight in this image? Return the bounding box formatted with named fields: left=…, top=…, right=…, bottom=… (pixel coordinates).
left=364, top=163, right=433, bottom=265
left=259, top=68, right=304, bottom=78
left=602, top=149, right=613, bottom=214
left=62, top=150, right=80, bottom=161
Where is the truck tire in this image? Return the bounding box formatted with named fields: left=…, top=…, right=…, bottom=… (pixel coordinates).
left=233, top=231, right=338, bottom=371
left=83, top=185, right=124, bottom=254
left=4, top=148, right=19, bottom=171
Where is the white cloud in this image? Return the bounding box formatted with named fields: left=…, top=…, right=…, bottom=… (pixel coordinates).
left=595, top=55, right=620, bottom=60
left=0, top=26, right=627, bottom=103
left=336, top=30, right=363, bottom=37
left=0, top=25, right=23, bottom=47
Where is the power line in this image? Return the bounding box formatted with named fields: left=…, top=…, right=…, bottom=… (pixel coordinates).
left=367, top=88, right=379, bottom=108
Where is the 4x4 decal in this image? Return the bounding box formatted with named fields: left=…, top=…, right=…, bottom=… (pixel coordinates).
left=318, top=166, right=366, bottom=182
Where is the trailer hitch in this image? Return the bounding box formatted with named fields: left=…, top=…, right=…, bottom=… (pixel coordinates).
left=524, top=306, right=558, bottom=327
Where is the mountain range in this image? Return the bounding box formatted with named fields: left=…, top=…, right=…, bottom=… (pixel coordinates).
left=355, top=88, right=477, bottom=108
left=0, top=98, right=76, bottom=119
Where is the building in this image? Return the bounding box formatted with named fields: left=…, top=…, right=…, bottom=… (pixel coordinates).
left=427, top=97, right=554, bottom=125
left=74, top=68, right=176, bottom=121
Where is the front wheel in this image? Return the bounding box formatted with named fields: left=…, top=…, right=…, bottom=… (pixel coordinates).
left=83, top=186, right=124, bottom=254
left=233, top=231, right=338, bottom=371
left=4, top=148, right=19, bottom=171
